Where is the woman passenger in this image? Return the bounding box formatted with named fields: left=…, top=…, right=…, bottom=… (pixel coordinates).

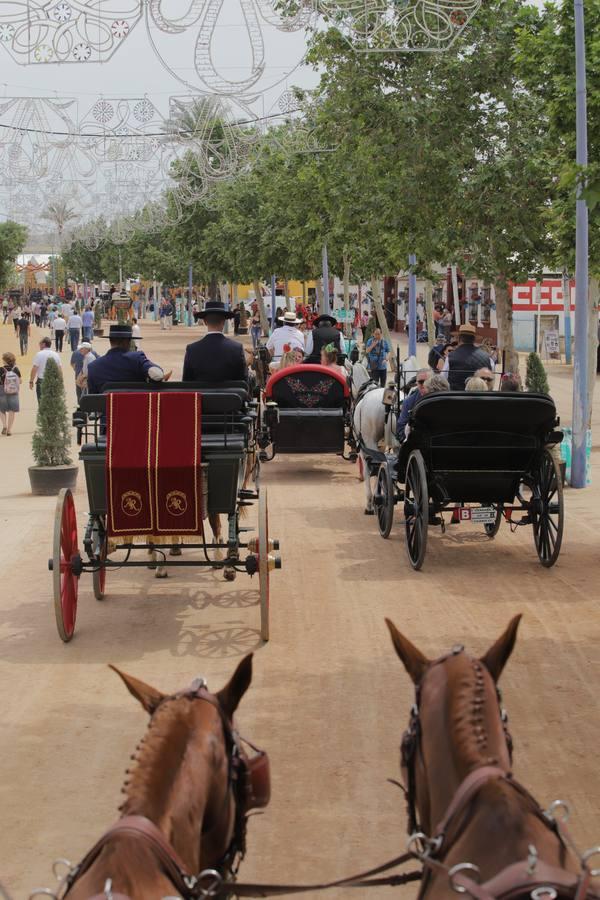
left=320, top=343, right=346, bottom=377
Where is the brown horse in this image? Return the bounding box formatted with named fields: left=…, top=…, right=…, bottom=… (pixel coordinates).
left=386, top=616, right=600, bottom=899
left=63, top=654, right=260, bottom=900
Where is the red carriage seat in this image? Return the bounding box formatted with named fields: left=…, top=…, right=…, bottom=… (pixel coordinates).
left=264, top=365, right=349, bottom=454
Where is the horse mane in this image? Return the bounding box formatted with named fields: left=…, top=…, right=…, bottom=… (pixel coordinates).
left=120, top=701, right=198, bottom=820
left=448, top=656, right=500, bottom=772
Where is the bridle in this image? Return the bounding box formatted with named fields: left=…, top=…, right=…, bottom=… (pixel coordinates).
left=399, top=646, right=600, bottom=900
left=56, top=677, right=270, bottom=900
left=400, top=643, right=513, bottom=839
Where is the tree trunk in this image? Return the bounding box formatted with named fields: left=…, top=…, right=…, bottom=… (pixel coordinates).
left=343, top=253, right=351, bottom=338
left=253, top=278, right=269, bottom=336
left=371, top=275, right=397, bottom=372
left=587, top=276, right=599, bottom=428
left=284, top=278, right=292, bottom=312
left=424, top=279, right=435, bottom=348
left=494, top=281, right=519, bottom=374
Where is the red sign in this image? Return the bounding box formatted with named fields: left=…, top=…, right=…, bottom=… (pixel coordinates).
left=511, top=279, right=574, bottom=313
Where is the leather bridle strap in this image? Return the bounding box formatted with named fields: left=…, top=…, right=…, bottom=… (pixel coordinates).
left=434, top=765, right=507, bottom=840
left=223, top=851, right=421, bottom=897
left=63, top=816, right=194, bottom=898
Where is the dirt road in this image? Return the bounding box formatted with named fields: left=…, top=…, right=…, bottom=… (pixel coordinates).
left=1, top=321, right=599, bottom=897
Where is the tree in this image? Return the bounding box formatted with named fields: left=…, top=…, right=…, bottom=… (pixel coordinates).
left=525, top=352, right=550, bottom=394
left=31, top=360, right=72, bottom=467
left=42, top=201, right=79, bottom=248
left=0, top=220, right=28, bottom=289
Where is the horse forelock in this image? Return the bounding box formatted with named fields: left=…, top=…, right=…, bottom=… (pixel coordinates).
left=121, top=699, right=221, bottom=821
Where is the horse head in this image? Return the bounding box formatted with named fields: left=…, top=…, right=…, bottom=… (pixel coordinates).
left=67, top=655, right=255, bottom=899
left=385, top=617, right=520, bottom=839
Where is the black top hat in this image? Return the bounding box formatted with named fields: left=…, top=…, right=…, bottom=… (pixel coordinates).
left=313, top=314, right=338, bottom=327
left=103, top=324, right=141, bottom=340
left=199, top=301, right=234, bottom=319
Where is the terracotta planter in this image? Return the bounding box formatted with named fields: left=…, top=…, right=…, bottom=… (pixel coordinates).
left=29, top=465, right=79, bottom=496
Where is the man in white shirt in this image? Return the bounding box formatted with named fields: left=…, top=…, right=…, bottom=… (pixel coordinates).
left=67, top=311, right=83, bottom=351
left=52, top=314, right=67, bottom=352
left=29, top=337, right=62, bottom=401
left=266, top=310, right=305, bottom=365
left=60, top=301, right=73, bottom=319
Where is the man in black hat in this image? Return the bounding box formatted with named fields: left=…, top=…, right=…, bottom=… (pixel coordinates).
left=182, top=301, right=247, bottom=383
left=303, top=313, right=341, bottom=365
left=443, top=323, right=494, bottom=391
left=87, top=324, right=170, bottom=394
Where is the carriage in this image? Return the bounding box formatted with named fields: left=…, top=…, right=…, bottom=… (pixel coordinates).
left=50, top=382, right=281, bottom=644
left=257, top=364, right=353, bottom=459
left=371, top=391, right=564, bottom=569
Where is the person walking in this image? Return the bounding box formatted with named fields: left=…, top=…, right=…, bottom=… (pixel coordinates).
left=81, top=306, right=94, bottom=342
left=11, top=304, right=21, bottom=335
left=67, top=311, right=83, bottom=351
left=1, top=297, right=8, bottom=324
left=365, top=327, right=391, bottom=386
left=71, top=341, right=98, bottom=404
left=52, top=313, right=67, bottom=352
left=29, top=336, right=62, bottom=401
left=16, top=311, right=30, bottom=356
left=160, top=299, right=173, bottom=330
left=0, top=352, right=21, bottom=435
left=250, top=305, right=262, bottom=349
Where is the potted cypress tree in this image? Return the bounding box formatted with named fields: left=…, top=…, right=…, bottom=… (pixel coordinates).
left=29, top=359, right=78, bottom=495
left=525, top=352, right=550, bottom=394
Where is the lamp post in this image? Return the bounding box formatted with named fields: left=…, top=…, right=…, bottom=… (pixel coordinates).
left=571, top=0, right=589, bottom=488
left=188, top=265, right=193, bottom=327
left=322, top=244, right=330, bottom=315
left=562, top=270, right=572, bottom=364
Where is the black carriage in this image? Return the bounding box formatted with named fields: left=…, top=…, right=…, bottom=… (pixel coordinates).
left=372, top=392, right=564, bottom=569
left=50, top=382, right=281, bottom=644
left=259, top=364, right=352, bottom=458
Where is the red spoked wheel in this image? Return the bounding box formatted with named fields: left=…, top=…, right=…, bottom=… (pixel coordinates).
left=52, top=488, right=80, bottom=642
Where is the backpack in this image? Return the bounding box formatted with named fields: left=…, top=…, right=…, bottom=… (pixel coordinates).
left=3, top=368, right=19, bottom=395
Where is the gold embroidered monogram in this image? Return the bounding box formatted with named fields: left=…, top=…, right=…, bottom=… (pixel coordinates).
left=166, top=490, right=188, bottom=516
left=121, top=490, right=143, bottom=517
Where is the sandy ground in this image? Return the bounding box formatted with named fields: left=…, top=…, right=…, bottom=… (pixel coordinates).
left=1, top=319, right=599, bottom=898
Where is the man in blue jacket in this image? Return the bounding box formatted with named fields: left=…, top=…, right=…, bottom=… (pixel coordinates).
left=87, top=324, right=170, bottom=394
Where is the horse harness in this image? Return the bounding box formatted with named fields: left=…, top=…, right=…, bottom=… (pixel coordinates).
left=56, top=681, right=271, bottom=900
left=400, top=645, right=600, bottom=900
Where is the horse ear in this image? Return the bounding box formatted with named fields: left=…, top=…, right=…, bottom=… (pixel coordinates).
left=479, top=615, right=522, bottom=683
left=109, top=665, right=166, bottom=714
left=385, top=619, right=429, bottom=684
left=217, top=654, right=253, bottom=718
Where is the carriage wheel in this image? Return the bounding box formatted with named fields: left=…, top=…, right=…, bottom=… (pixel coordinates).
left=52, top=489, right=80, bottom=642
left=404, top=451, right=428, bottom=570
left=531, top=449, right=564, bottom=567
left=484, top=505, right=503, bottom=538
left=258, top=489, right=270, bottom=642
left=375, top=462, right=395, bottom=539
left=92, top=521, right=107, bottom=601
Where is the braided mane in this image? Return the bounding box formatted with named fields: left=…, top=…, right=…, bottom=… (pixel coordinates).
left=449, top=656, right=499, bottom=771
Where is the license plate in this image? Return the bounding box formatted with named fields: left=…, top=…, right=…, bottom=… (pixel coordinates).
left=458, top=507, right=497, bottom=524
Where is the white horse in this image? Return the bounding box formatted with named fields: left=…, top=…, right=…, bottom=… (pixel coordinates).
left=347, top=354, right=420, bottom=514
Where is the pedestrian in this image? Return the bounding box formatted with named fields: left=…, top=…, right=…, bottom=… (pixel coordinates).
left=440, top=309, right=453, bottom=340
left=39, top=301, right=48, bottom=327
left=81, top=306, right=94, bottom=342
left=30, top=336, right=62, bottom=401
left=250, top=305, right=262, bottom=349
left=11, top=304, right=21, bottom=335
left=52, top=313, right=67, bottom=352
left=365, top=327, right=391, bottom=386
left=0, top=351, right=21, bottom=435
left=1, top=297, right=8, bottom=324
left=67, top=310, right=83, bottom=351
left=71, top=341, right=98, bottom=403
left=16, top=311, right=31, bottom=356
left=160, top=299, right=173, bottom=330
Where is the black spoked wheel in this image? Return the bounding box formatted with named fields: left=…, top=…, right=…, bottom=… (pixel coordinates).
left=374, top=462, right=395, bottom=539
left=484, top=505, right=503, bottom=538
left=403, top=451, right=428, bottom=570
left=531, top=449, right=564, bottom=567
left=92, top=517, right=107, bottom=601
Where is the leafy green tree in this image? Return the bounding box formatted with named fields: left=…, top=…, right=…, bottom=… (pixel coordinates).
left=0, top=221, right=28, bottom=289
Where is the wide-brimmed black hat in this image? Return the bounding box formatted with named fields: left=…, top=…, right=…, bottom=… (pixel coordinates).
left=199, top=301, right=234, bottom=319
left=102, top=324, right=141, bottom=340
left=313, top=314, right=337, bottom=327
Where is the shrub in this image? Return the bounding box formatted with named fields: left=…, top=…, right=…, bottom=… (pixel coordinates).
left=525, top=352, right=550, bottom=394
left=31, top=359, right=72, bottom=466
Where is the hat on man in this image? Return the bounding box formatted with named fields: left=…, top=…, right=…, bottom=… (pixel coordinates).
left=458, top=323, right=477, bottom=335
left=79, top=341, right=93, bottom=350
left=199, top=300, right=234, bottom=319
left=102, top=324, right=141, bottom=340
left=282, top=310, right=303, bottom=326
left=313, top=313, right=338, bottom=327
